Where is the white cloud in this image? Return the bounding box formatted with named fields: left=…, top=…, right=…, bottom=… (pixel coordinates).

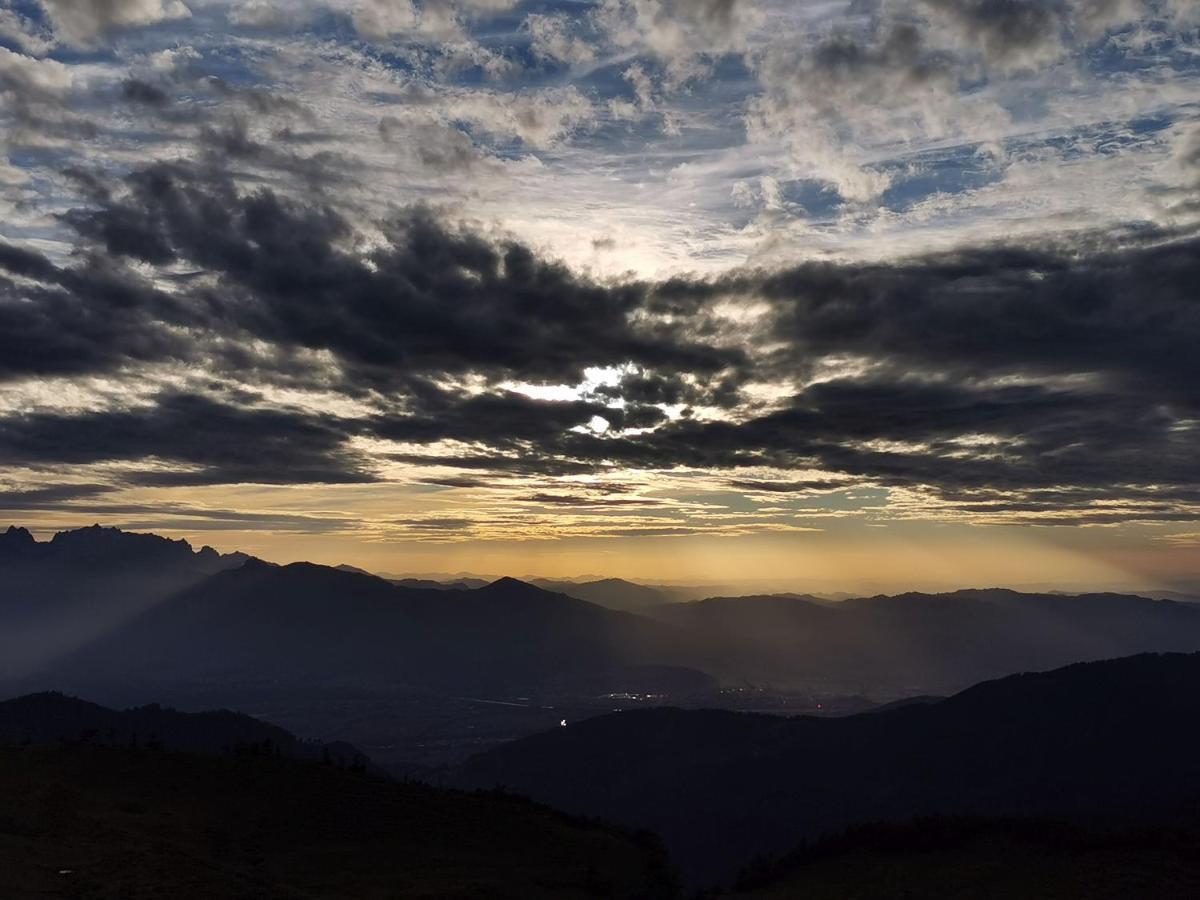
left=594, top=0, right=764, bottom=86
left=38, top=0, right=191, bottom=47
left=0, top=46, right=74, bottom=95
left=352, top=0, right=422, bottom=40
left=351, top=0, right=518, bottom=42
left=524, top=13, right=596, bottom=66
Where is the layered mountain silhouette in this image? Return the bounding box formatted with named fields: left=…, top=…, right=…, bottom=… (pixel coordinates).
left=456, top=652, right=1200, bottom=884
left=7, top=524, right=1200, bottom=715
left=35, top=556, right=677, bottom=696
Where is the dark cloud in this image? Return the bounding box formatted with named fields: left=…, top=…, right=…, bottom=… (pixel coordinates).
left=728, top=479, right=846, bottom=494
left=525, top=493, right=661, bottom=507
left=1, top=152, right=1197, bottom=520
left=550, top=373, right=1195, bottom=495
left=54, top=162, right=740, bottom=392
left=0, top=251, right=197, bottom=379
left=0, top=241, right=59, bottom=282
left=749, top=235, right=1199, bottom=401
left=416, top=475, right=495, bottom=488
left=371, top=391, right=665, bottom=445
left=922, top=0, right=1064, bottom=69
left=389, top=453, right=601, bottom=477
left=120, top=78, right=170, bottom=106
left=0, top=484, right=116, bottom=508
left=803, top=21, right=952, bottom=100
left=0, top=392, right=373, bottom=486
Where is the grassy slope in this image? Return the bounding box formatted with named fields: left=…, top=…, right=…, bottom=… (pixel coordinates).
left=0, top=746, right=675, bottom=899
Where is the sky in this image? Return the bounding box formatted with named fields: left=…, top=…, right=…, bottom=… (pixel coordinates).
left=0, top=0, right=1198, bottom=590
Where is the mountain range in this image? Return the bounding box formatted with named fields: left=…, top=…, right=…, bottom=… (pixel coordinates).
left=6, top=524, right=1200, bottom=763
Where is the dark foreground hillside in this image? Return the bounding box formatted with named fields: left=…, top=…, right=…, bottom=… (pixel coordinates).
left=729, top=816, right=1200, bottom=899
left=0, top=746, right=676, bottom=899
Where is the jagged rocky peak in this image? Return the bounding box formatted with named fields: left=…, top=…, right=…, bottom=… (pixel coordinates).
left=0, top=524, right=248, bottom=572
left=0, top=525, right=38, bottom=557
left=48, top=524, right=196, bottom=563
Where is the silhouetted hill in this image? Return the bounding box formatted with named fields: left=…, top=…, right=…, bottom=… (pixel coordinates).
left=532, top=578, right=673, bottom=612
left=0, top=691, right=369, bottom=768
left=45, top=564, right=679, bottom=696
left=0, top=744, right=676, bottom=898
left=648, top=587, right=1200, bottom=692
left=457, top=652, right=1200, bottom=885
left=0, top=525, right=249, bottom=681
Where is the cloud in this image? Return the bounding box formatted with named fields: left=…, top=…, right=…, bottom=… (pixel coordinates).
left=0, top=483, right=115, bottom=508
left=0, top=46, right=72, bottom=100
left=352, top=0, right=424, bottom=40
left=369, top=225, right=1200, bottom=523
left=920, top=0, right=1068, bottom=72
left=749, top=20, right=968, bottom=201
left=0, top=8, right=56, bottom=55
left=351, top=0, right=517, bottom=42
left=5, top=132, right=1194, bottom=500
left=1072, top=0, right=1147, bottom=36
left=0, top=0, right=1197, bottom=537
left=524, top=13, right=596, bottom=66
left=37, top=0, right=191, bottom=47
left=380, top=119, right=486, bottom=172
left=443, top=85, right=595, bottom=148
left=0, top=391, right=373, bottom=486
left=0, top=246, right=200, bottom=381
left=47, top=162, right=739, bottom=392
left=596, top=0, right=761, bottom=85
left=1, top=135, right=1196, bottom=524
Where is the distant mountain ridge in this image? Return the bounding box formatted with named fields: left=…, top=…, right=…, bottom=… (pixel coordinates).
left=648, top=586, right=1200, bottom=691
left=531, top=577, right=675, bottom=612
